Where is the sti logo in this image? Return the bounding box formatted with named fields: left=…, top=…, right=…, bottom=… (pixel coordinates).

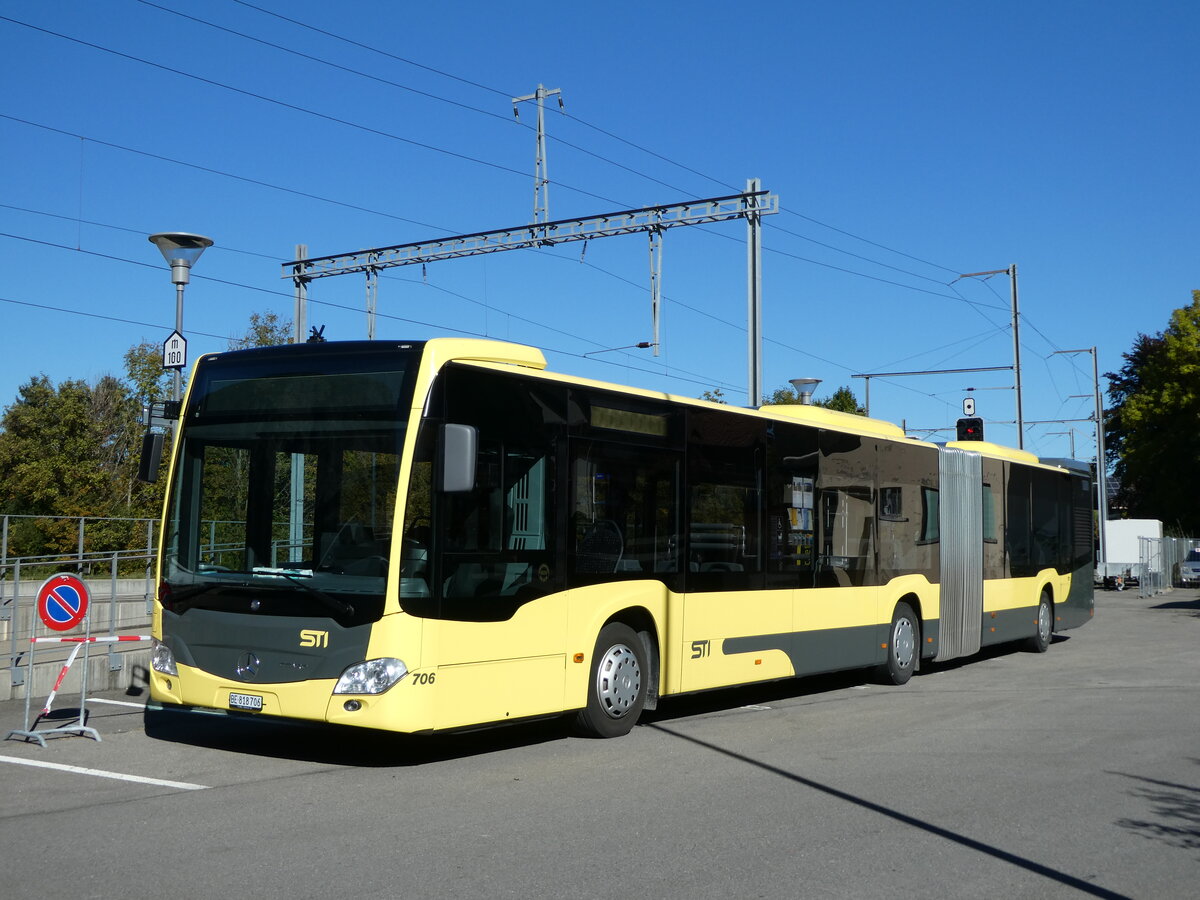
left=299, top=629, right=329, bottom=648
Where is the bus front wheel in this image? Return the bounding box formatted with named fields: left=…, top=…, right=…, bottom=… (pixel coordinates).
left=881, top=602, right=918, bottom=686
left=574, top=623, right=648, bottom=738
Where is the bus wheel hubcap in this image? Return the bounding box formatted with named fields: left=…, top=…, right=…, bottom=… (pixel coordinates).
left=894, top=619, right=915, bottom=669
left=597, top=644, right=641, bottom=719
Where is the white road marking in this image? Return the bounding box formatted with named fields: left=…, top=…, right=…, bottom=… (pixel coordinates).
left=0, top=755, right=208, bottom=791
left=87, top=698, right=145, bottom=709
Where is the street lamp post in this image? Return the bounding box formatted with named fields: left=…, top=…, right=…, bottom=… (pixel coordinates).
left=149, top=232, right=213, bottom=402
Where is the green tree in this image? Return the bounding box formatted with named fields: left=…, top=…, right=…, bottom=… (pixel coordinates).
left=0, top=311, right=296, bottom=559
left=0, top=374, right=150, bottom=556
left=228, top=311, right=293, bottom=350
left=123, top=340, right=174, bottom=403
left=761, top=384, right=865, bottom=414
left=763, top=386, right=800, bottom=405
left=814, top=386, right=865, bottom=415
left=1105, top=291, right=1200, bottom=533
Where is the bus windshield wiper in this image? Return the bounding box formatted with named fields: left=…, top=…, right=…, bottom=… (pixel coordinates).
left=252, top=567, right=355, bottom=617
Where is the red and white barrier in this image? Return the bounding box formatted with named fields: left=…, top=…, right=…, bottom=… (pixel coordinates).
left=30, top=635, right=151, bottom=716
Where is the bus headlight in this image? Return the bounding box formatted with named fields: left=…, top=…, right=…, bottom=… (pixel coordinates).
left=334, top=658, right=408, bottom=695
left=151, top=639, right=178, bottom=676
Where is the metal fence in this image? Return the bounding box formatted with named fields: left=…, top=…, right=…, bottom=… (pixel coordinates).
left=1137, top=536, right=1199, bottom=598
left=1, top=514, right=158, bottom=576
left=2, top=547, right=156, bottom=690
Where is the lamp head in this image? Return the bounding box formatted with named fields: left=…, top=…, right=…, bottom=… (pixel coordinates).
left=149, top=232, right=213, bottom=285
left=789, top=378, right=822, bottom=405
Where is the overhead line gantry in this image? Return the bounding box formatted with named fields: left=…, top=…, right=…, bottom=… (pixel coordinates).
left=284, top=184, right=779, bottom=403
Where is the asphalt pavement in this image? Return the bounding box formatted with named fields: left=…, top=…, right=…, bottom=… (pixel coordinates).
left=0, top=587, right=1197, bottom=899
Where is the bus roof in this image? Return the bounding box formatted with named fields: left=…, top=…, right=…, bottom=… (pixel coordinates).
left=424, top=337, right=546, bottom=372
left=209, top=339, right=1054, bottom=465
left=445, top=341, right=926, bottom=446
left=945, top=440, right=1042, bottom=466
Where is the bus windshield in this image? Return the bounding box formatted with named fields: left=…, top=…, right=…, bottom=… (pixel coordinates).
left=161, top=344, right=421, bottom=624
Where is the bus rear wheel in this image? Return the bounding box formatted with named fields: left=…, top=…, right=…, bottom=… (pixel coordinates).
left=574, top=623, right=647, bottom=739
left=881, top=602, right=918, bottom=686
left=1026, top=591, right=1052, bottom=653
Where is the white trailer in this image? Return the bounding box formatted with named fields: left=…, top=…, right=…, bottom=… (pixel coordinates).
left=1101, top=518, right=1162, bottom=587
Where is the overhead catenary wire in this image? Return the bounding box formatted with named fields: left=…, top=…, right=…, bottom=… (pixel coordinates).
left=3, top=113, right=969, bottom=387
left=0, top=15, right=627, bottom=211
left=0, top=10, right=1048, bottom=416
left=0, top=114, right=451, bottom=233
left=0, top=287, right=741, bottom=394
left=134, top=0, right=705, bottom=203
left=224, top=0, right=977, bottom=281
left=0, top=19, right=1005, bottom=323
left=0, top=110, right=1001, bottom=407
left=98, top=4, right=992, bottom=298
left=215, top=6, right=991, bottom=292
left=0, top=202, right=960, bottom=407
left=0, top=294, right=231, bottom=342
left=0, top=204, right=739, bottom=388
left=0, top=228, right=744, bottom=393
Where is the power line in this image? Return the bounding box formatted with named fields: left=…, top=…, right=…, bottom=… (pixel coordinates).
left=0, top=202, right=283, bottom=262
left=0, top=227, right=743, bottom=392
left=138, top=0, right=703, bottom=204
left=229, top=0, right=514, bottom=98
left=874, top=326, right=1011, bottom=372
left=0, top=113, right=450, bottom=232
left=757, top=233, right=1008, bottom=310
left=0, top=14, right=624, bottom=209
left=0, top=207, right=725, bottom=384
left=0, top=294, right=230, bottom=341
left=783, top=211, right=963, bottom=276
left=0, top=286, right=740, bottom=394
left=0, top=24, right=1019, bottom=390
left=209, top=2, right=977, bottom=283
left=2, top=85, right=990, bottom=319
left=1, top=112, right=1004, bottom=397
left=135, top=0, right=518, bottom=125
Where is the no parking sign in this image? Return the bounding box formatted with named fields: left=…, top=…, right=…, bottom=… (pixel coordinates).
left=35, top=574, right=90, bottom=632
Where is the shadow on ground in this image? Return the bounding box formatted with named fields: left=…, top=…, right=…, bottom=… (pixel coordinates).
left=142, top=638, right=1049, bottom=767
left=1110, top=767, right=1200, bottom=856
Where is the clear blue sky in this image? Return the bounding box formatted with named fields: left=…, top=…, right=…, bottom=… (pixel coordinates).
left=1, top=0, right=1195, bottom=463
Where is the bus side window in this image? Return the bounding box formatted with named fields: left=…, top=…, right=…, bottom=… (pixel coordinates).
left=876, top=440, right=938, bottom=584
left=766, top=422, right=819, bottom=588
left=687, top=410, right=764, bottom=591
left=569, top=443, right=680, bottom=583
left=427, top=365, right=566, bottom=618
left=982, top=460, right=1005, bottom=581
left=1007, top=465, right=1033, bottom=577
left=816, top=431, right=877, bottom=588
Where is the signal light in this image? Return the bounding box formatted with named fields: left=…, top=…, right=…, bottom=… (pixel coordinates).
left=956, top=417, right=984, bottom=441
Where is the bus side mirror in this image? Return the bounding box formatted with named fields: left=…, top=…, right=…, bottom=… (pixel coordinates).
left=137, top=430, right=165, bottom=483
left=439, top=424, right=477, bottom=492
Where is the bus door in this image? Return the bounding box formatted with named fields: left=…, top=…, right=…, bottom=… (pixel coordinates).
left=680, top=412, right=790, bottom=692
left=798, top=430, right=880, bottom=672
left=419, top=366, right=567, bottom=730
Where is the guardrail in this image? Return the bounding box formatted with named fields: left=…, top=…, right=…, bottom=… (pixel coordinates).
left=1, top=514, right=158, bottom=574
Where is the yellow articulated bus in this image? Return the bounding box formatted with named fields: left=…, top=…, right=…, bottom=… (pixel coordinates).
left=148, top=338, right=1093, bottom=738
